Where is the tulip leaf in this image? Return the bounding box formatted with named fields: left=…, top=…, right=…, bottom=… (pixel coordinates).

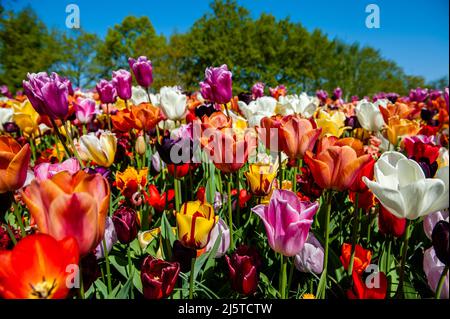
left=108, top=283, right=122, bottom=299
left=161, top=212, right=176, bottom=260
left=94, top=278, right=109, bottom=299
left=117, top=270, right=134, bottom=299
left=132, top=268, right=143, bottom=294
left=316, top=269, right=327, bottom=299
left=259, top=272, right=279, bottom=298
left=195, top=232, right=222, bottom=281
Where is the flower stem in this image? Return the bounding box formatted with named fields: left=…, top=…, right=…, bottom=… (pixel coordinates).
left=49, top=117, right=71, bottom=159
left=227, top=176, right=234, bottom=251
left=174, top=176, right=181, bottom=212
left=287, top=257, right=294, bottom=297
left=396, top=219, right=411, bottom=298
left=79, top=263, right=85, bottom=299
left=280, top=254, right=288, bottom=299
left=12, top=201, right=26, bottom=237
left=348, top=192, right=360, bottom=276
left=64, top=121, right=85, bottom=169
left=189, top=257, right=196, bottom=299
left=236, top=171, right=241, bottom=227
left=322, top=191, right=332, bottom=298
left=435, top=265, right=449, bottom=299
left=102, top=238, right=112, bottom=294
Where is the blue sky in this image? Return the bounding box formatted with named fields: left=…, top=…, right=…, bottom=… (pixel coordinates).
left=6, top=0, right=449, bottom=82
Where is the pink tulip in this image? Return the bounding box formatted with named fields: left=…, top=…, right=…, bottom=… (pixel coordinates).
left=423, top=247, right=449, bottom=299
left=74, top=98, right=97, bottom=124
left=34, top=158, right=81, bottom=182
left=252, top=189, right=319, bottom=256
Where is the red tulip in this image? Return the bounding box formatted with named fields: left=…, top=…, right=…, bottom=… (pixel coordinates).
left=141, top=256, right=180, bottom=299
left=340, top=243, right=372, bottom=275
left=378, top=205, right=406, bottom=238
left=225, top=246, right=261, bottom=295
left=145, top=185, right=175, bottom=214
left=347, top=271, right=387, bottom=299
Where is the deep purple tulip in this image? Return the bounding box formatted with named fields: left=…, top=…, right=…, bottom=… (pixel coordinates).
left=409, top=87, right=429, bottom=102
left=112, top=69, right=132, bottom=100
left=225, top=245, right=261, bottom=295
left=237, top=92, right=253, bottom=105
left=252, top=189, right=319, bottom=256
left=23, top=72, right=70, bottom=120
left=200, top=64, right=233, bottom=104
left=194, top=103, right=216, bottom=118
left=96, top=79, right=117, bottom=104
left=372, top=92, right=386, bottom=102
left=316, top=90, right=328, bottom=103
left=345, top=115, right=361, bottom=129
left=333, top=87, right=343, bottom=100
left=112, top=206, right=140, bottom=244
left=386, top=92, right=400, bottom=103
left=252, top=82, right=265, bottom=99
left=429, top=89, right=442, bottom=101
left=2, top=122, right=19, bottom=134
left=432, top=221, right=450, bottom=266
left=171, top=240, right=196, bottom=272
left=128, top=56, right=153, bottom=88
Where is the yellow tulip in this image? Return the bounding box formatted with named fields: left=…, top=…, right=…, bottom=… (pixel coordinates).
left=315, top=109, right=349, bottom=137
left=176, top=200, right=218, bottom=249
left=245, top=163, right=277, bottom=196
left=386, top=116, right=420, bottom=146
left=12, top=101, right=40, bottom=136
left=77, top=131, right=117, bottom=167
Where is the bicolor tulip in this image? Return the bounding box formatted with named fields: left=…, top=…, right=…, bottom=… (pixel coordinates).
left=176, top=200, right=218, bottom=249
left=23, top=72, right=70, bottom=120
left=74, top=97, right=97, bottom=124
left=363, top=152, right=448, bottom=219
left=200, top=64, right=233, bottom=104
left=112, top=69, right=132, bottom=101
left=21, top=170, right=110, bottom=256
left=355, top=99, right=385, bottom=132
left=141, top=256, right=180, bottom=299
left=340, top=243, right=372, bottom=275
left=245, top=163, right=277, bottom=196
left=225, top=245, right=261, bottom=295
left=0, top=136, right=31, bottom=193
left=159, top=86, right=187, bottom=121
left=0, top=234, right=79, bottom=299
left=34, top=158, right=81, bottom=182
left=252, top=189, right=318, bottom=256
left=128, top=56, right=153, bottom=88
left=279, top=115, right=321, bottom=159
left=96, top=79, right=117, bottom=104
left=251, top=82, right=265, bottom=99
left=77, top=131, right=117, bottom=167
left=115, top=167, right=148, bottom=200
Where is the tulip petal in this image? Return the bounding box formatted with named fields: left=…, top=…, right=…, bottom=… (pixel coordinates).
left=363, top=177, right=406, bottom=219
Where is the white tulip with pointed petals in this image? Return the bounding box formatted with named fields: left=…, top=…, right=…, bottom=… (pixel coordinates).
left=355, top=99, right=385, bottom=132
left=363, top=151, right=448, bottom=220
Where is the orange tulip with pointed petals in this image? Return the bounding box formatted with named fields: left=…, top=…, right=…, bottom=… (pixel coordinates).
left=304, top=145, right=372, bottom=191
left=0, top=233, right=79, bottom=299
left=21, top=170, right=110, bottom=256
left=379, top=102, right=414, bottom=123
left=0, top=136, right=31, bottom=194
left=279, top=115, right=321, bottom=159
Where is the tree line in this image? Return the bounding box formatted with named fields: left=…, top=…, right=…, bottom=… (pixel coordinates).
left=0, top=0, right=448, bottom=98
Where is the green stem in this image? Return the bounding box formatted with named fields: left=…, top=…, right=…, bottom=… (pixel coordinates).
left=79, top=263, right=85, bottom=299
left=189, top=257, right=196, bottom=299
left=287, top=257, right=294, bottom=298
left=174, top=176, right=181, bottom=212
left=64, top=121, right=85, bottom=169
left=4, top=224, right=17, bottom=245
left=102, top=238, right=112, bottom=294
left=435, top=265, right=449, bottom=299
left=322, top=191, right=332, bottom=298
left=236, top=171, right=241, bottom=227
left=12, top=202, right=26, bottom=237
left=348, top=192, right=360, bottom=276
left=29, top=137, right=37, bottom=163
left=396, top=219, right=411, bottom=298
left=280, top=254, right=288, bottom=299
left=49, top=117, right=71, bottom=159
left=227, top=176, right=234, bottom=251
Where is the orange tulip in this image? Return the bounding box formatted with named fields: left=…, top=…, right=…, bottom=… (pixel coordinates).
left=379, top=102, right=414, bottom=123
left=0, top=136, right=31, bottom=194
left=279, top=115, right=321, bottom=159
left=111, top=109, right=136, bottom=132
left=259, top=115, right=286, bottom=153
left=21, top=170, right=110, bottom=256
left=317, top=136, right=365, bottom=157
left=304, top=145, right=372, bottom=191
left=386, top=116, right=420, bottom=146
left=131, top=103, right=161, bottom=131
left=0, top=234, right=79, bottom=299
left=201, top=111, right=232, bottom=131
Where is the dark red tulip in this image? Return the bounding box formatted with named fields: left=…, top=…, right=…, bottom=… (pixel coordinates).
left=171, top=240, right=196, bottom=273
left=112, top=206, right=140, bottom=244
left=225, top=245, right=261, bottom=295
left=432, top=220, right=449, bottom=266
left=141, top=256, right=180, bottom=299
left=378, top=205, right=406, bottom=238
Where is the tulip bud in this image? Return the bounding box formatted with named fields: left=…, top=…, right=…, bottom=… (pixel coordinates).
left=294, top=233, right=324, bottom=274
left=141, top=256, right=180, bottom=299
left=135, top=135, right=146, bottom=155
left=432, top=221, right=450, bottom=266
left=112, top=206, right=140, bottom=244
left=225, top=245, right=261, bottom=295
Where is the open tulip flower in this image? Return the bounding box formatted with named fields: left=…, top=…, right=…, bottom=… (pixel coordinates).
left=0, top=136, right=31, bottom=193
left=245, top=162, right=277, bottom=196
left=77, top=131, right=117, bottom=167
left=21, top=170, right=110, bottom=256
left=131, top=102, right=161, bottom=131
left=315, top=109, right=349, bottom=137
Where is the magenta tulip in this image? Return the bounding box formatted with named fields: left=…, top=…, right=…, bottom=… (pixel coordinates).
left=112, top=69, right=132, bottom=100
left=252, top=82, right=265, bottom=99
left=252, top=189, right=319, bottom=256
left=199, top=64, right=233, bottom=104
left=128, top=56, right=153, bottom=88
left=96, top=79, right=117, bottom=104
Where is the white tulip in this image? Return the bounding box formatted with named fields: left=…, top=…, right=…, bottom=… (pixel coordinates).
left=159, top=86, right=187, bottom=121
left=0, top=107, right=13, bottom=131
left=355, top=99, right=385, bottom=132
left=130, top=86, right=149, bottom=105
left=363, top=151, right=448, bottom=220
left=238, top=96, right=277, bottom=127
left=277, top=94, right=318, bottom=118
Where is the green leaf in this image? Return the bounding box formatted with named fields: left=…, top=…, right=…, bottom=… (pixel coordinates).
left=94, top=278, right=108, bottom=299
left=117, top=270, right=134, bottom=299
left=160, top=212, right=176, bottom=260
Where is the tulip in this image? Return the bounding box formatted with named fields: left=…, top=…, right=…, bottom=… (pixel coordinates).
left=294, top=233, right=324, bottom=274
left=131, top=103, right=161, bottom=131
left=386, top=116, right=420, bottom=146
left=424, top=210, right=449, bottom=240
left=96, top=79, right=117, bottom=105
left=34, top=158, right=81, bottom=182
left=316, top=90, right=328, bottom=103
left=167, top=163, right=191, bottom=179
left=238, top=96, right=277, bottom=127
left=363, top=152, right=448, bottom=219
left=378, top=206, right=406, bottom=238
left=423, top=247, right=449, bottom=299
left=11, top=100, right=41, bottom=136
left=245, top=163, right=277, bottom=196
left=269, top=85, right=286, bottom=99
left=0, top=234, right=79, bottom=299
left=77, top=131, right=117, bottom=167
left=333, top=87, right=343, bottom=100
left=159, top=86, right=187, bottom=121
left=280, top=115, right=321, bottom=159
left=0, top=108, right=13, bottom=132
left=225, top=245, right=261, bottom=295
left=176, top=200, right=218, bottom=249
left=0, top=136, right=31, bottom=194
left=141, top=256, right=180, bottom=299
left=135, top=135, right=146, bottom=156
left=115, top=167, right=148, bottom=200
left=74, top=98, right=97, bottom=124
left=252, top=82, right=265, bottom=99
left=354, top=99, right=385, bottom=132
left=172, top=240, right=197, bottom=272
left=205, top=218, right=230, bottom=258
left=0, top=85, right=12, bottom=98
left=277, top=94, right=318, bottom=118
left=145, top=184, right=175, bottom=214
left=111, top=109, right=136, bottom=132
left=252, top=189, right=318, bottom=256
left=128, top=56, right=153, bottom=88
left=94, top=217, right=118, bottom=259
left=340, top=243, right=372, bottom=275
left=112, top=206, right=140, bottom=244
left=304, top=145, right=372, bottom=191
left=315, top=110, right=348, bottom=137
left=432, top=221, right=449, bottom=266
left=347, top=271, right=387, bottom=299
left=23, top=72, right=70, bottom=120
left=201, top=111, right=232, bottom=130
left=409, top=87, right=429, bottom=102
left=200, top=64, right=233, bottom=104
left=112, top=69, right=132, bottom=101
left=21, top=170, right=110, bottom=255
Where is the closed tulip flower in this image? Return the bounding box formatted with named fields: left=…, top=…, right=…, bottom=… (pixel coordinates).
left=432, top=221, right=449, bottom=266
left=423, top=210, right=449, bottom=240
left=225, top=245, right=261, bottom=295
left=355, top=99, right=385, bottom=132
left=128, top=56, right=153, bottom=88
left=176, top=200, right=218, bottom=249
left=200, top=64, right=233, bottom=104
left=423, top=247, right=449, bottom=299
left=245, top=163, right=277, bottom=196
left=0, top=136, right=31, bottom=194
left=141, top=256, right=180, bottom=299
left=112, top=206, right=140, bottom=244
left=294, top=233, right=324, bottom=274
left=386, top=116, right=420, bottom=146
left=23, top=72, right=70, bottom=120
left=21, top=170, right=110, bottom=256
left=205, top=218, right=230, bottom=258
left=0, top=234, right=79, bottom=299
left=96, top=79, right=117, bottom=104
left=159, top=86, right=187, bottom=121
left=252, top=189, right=319, bottom=256
left=363, top=152, right=448, bottom=219
left=112, top=69, right=132, bottom=101
left=77, top=131, right=117, bottom=167
left=252, top=82, right=265, bottom=99
left=280, top=115, right=322, bottom=159
left=74, top=98, right=97, bottom=124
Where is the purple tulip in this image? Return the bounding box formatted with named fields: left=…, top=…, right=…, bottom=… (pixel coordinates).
left=423, top=247, right=449, bottom=299
left=252, top=82, right=265, bottom=99
left=23, top=72, right=70, bottom=120
left=94, top=217, right=118, bottom=259
left=74, top=97, right=97, bottom=124
left=200, top=64, right=233, bottom=104
left=96, top=79, right=117, bottom=104
left=252, top=189, right=319, bottom=256
left=386, top=92, right=400, bottom=103
left=294, top=233, right=324, bottom=274
left=333, top=87, right=343, bottom=100
left=128, top=56, right=153, bottom=88
left=0, top=85, right=12, bottom=98
left=316, top=90, right=328, bottom=103
left=409, top=87, right=429, bottom=102
left=205, top=218, right=230, bottom=258
left=429, top=89, right=442, bottom=101
left=351, top=96, right=359, bottom=103
left=372, top=92, right=386, bottom=102
left=112, top=69, right=132, bottom=100
left=112, top=206, right=140, bottom=244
